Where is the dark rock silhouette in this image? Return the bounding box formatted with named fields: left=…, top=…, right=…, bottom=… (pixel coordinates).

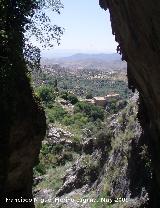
left=1, top=0, right=160, bottom=207
left=100, top=0, right=160, bottom=207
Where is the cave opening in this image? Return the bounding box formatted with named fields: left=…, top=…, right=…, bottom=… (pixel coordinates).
left=31, top=1, right=140, bottom=208
left=1, top=0, right=159, bottom=207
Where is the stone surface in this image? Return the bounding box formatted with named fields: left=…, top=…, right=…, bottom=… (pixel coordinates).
left=42, top=97, right=148, bottom=208
left=55, top=137, right=109, bottom=197
left=47, top=125, right=73, bottom=143
left=2, top=1, right=160, bottom=207
left=99, top=1, right=160, bottom=207
left=0, top=80, right=46, bottom=207
left=46, top=125, right=81, bottom=152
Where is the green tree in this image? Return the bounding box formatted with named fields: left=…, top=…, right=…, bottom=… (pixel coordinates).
left=36, top=85, right=55, bottom=105
left=0, top=0, right=63, bottom=205
left=86, top=92, right=93, bottom=99
left=68, top=94, right=79, bottom=105
left=74, top=102, right=104, bottom=121
left=24, top=0, right=64, bottom=70
left=46, top=105, right=67, bottom=123
left=60, top=91, right=69, bottom=100
left=60, top=92, right=78, bottom=104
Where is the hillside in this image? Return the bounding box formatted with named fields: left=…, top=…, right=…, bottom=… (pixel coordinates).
left=33, top=64, right=131, bottom=99
left=41, top=53, right=127, bottom=71
left=33, top=94, right=150, bottom=208
left=31, top=63, right=151, bottom=208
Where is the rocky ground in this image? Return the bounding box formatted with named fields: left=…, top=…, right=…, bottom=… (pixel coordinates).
left=33, top=94, right=151, bottom=208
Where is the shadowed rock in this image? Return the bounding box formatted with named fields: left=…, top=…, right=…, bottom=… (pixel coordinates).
left=100, top=0, right=160, bottom=207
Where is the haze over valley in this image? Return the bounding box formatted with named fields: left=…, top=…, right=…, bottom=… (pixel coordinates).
left=41, top=53, right=126, bottom=71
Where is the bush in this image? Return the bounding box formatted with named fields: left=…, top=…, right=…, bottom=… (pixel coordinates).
left=106, top=99, right=127, bottom=114
left=60, top=91, right=78, bottom=104
left=36, top=85, right=55, bottom=106
left=57, top=151, right=73, bottom=165
left=52, top=144, right=63, bottom=154
left=60, top=91, right=68, bottom=100
left=86, top=92, right=93, bottom=99
left=46, top=104, right=67, bottom=123
left=74, top=102, right=104, bottom=121
left=34, top=163, right=46, bottom=176
left=34, top=143, right=59, bottom=172
left=62, top=115, right=74, bottom=125
left=94, top=129, right=112, bottom=150
left=62, top=151, right=73, bottom=161
left=68, top=94, right=79, bottom=104
left=62, top=113, right=88, bottom=128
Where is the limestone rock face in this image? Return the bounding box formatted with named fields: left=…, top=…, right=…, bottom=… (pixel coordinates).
left=0, top=80, right=46, bottom=207
left=99, top=0, right=160, bottom=207
left=1, top=1, right=46, bottom=206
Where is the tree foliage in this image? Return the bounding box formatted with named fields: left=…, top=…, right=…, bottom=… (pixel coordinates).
left=36, top=85, right=56, bottom=105
left=0, top=0, right=64, bottom=73
left=67, top=94, right=79, bottom=105
left=0, top=0, right=64, bottom=143
left=74, top=102, right=104, bottom=121
left=25, top=0, right=64, bottom=70
left=60, top=91, right=79, bottom=105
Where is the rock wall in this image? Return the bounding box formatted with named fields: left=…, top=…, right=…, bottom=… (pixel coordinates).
left=0, top=78, right=46, bottom=207
left=0, top=1, right=46, bottom=206
left=0, top=66, right=46, bottom=207
left=99, top=0, right=160, bottom=207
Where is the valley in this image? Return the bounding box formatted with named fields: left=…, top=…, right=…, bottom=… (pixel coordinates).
left=31, top=56, right=150, bottom=208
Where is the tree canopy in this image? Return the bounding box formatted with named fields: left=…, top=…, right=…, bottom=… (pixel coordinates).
left=0, top=0, right=64, bottom=72
left=0, top=0, right=64, bottom=134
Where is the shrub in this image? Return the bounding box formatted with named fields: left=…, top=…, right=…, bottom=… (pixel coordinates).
left=62, top=115, right=74, bottom=125
left=62, top=151, right=73, bottom=161
left=67, top=94, right=79, bottom=104
left=35, top=202, right=48, bottom=208
left=36, top=85, right=56, bottom=106
left=74, top=102, right=104, bottom=121
left=95, top=129, right=112, bottom=149
left=60, top=91, right=78, bottom=104
left=62, top=113, right=88, bottom=128
left=52, top=144, right=63, bottom=154
left=34, top=163, right=46, bottom=176
left=60, top=91, right=69, bottom=100
left=86, top=92, right=93, bottom=99
left=73, top=113, right=88, bottom=125
left=106, top=99, right=127, bottom=114
left=46, top=104, right=67, bottom=123
left=57, top=151, right=73, bottom=165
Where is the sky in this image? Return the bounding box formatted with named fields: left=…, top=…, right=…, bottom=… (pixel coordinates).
left=41, top=0, right=118, bottom=57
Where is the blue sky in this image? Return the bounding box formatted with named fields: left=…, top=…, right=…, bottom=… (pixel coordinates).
left=41, top=0, right=118, bottom=57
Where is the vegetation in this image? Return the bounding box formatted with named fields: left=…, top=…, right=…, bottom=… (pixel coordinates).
left=46, top=104, right=67, bottom=123
left=33, top=73, right=141, bottom=208
left=0, top=0, right=64, bottom=142
left=60, top=91, right=79, bottom=104
left=32, top=65, right=132, bottom=99
left=1, top=3, right=148, bottom=208
left=33, top=141, right=76, bottom=176
left=86, top=92, right=93, bottom=99
left=1, top=1, right=138, bottom=208
left=1, top=1, right=64, bottom=207
left=34, top=84, right=106, bottom=138
left=36, top=85, right=56, bottom=106
left=74, top=101, right=104, bottom=121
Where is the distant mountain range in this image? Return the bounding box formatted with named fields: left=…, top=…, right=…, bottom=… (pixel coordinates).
left=41, top=53, right=126, bottom=71
left=57, top=53, right=121, bottom=61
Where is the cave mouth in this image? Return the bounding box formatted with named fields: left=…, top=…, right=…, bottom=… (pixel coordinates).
left=31, top=1, right=142, bottom=208
left=32, top=0, right=160, bottom=207
left=2, top=0, right=159, bottom=207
